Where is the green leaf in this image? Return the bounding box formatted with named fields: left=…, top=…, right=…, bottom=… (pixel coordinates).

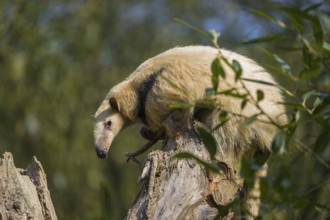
left=169, top=102, right=194, bottom=109
left=301, top=38, right=314, bottom=67
left=240, top=156, right=255, bottom=188
left=212, top=111, right=229, bottom=131
left=313, top=125, right=330, bottom=153
left=218, top=89, right=246, bottom=99
left=271, top=130, right=285, bottom=154
left=322, top=41, right=330, bottom=52
left=209, top=29, right=221, bottom=48
left=313, top=96, right=330, bottom=114
left=241, top=99, right=248, bottom=110
left=173, top=152, right=220, bottom=173
left=241, top=78, right=277, bottom=86
left=254, top=150, right=270, bottom=166
left=211, top=57, right=225, bottom=92
left=231, top=60, right=242, bottom=81
left=249, top=9, right=286, bottom=28
left=196, top=127, right=217, bottom=159
left=303, top=2, right=326, bottom=12
left=300, top=66, right=320, bottom=81
left=241, top=114, right=259, bottom=128
left=302, top=90, right=316, bottom=106
left=256, top=90, right=264, bottom=102
left=218, top=111, right=228, bottom=123
left=242, top=34, right=287, bottom=45
left=212, top=57, right=226, bottom=79
left=195, top=100, right=217, bottom=109
left=309, top=15, right=324, bottom=45
left=273, top=54, right=291, bottom=74
left=174, top=18, right=213, bottom=40
left=278, top=6, right=306, bottom=33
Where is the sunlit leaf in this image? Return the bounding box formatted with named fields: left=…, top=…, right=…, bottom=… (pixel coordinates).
left=169, top=102, right=194, bottom=109
left=301, top=37, right=318, bottom=61
left=174, top=18, right=213, bottom=40
left=218, top=89, right=246, bottom=99
left=196, top=100, right=218, bottom=109
left=323, top=42, right=330, bottom=52
left=273, top=54, right=291, bottom=74
left=278, top=6, right=305, bottom=33
left=302, top=90, right=316, bottom=105
left=209, top=29, right=221, bottom=48
left=249, top=9, right=287, bottom=28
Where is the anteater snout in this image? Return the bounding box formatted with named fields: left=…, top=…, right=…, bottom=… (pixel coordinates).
left=95, top=147, right=108, bottom=159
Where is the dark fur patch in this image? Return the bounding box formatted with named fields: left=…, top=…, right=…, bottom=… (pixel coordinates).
left=137, top=67, right=165, bottom=124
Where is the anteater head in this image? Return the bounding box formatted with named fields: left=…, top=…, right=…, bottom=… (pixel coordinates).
left=93, top=97, right=128, bottom=158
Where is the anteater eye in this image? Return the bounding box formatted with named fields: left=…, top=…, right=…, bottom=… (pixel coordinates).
left=105, top=121, right=112, bottom=128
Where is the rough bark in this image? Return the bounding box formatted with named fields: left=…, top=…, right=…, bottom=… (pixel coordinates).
left=0, top=152, right=57, bottom=220
left=125, top=111, right=258, bottom=220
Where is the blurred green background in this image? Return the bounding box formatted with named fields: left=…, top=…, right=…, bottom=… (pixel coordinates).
left=1, top=0, right=329, bottom=219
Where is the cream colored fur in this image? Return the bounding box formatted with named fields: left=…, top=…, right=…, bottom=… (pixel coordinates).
left=94, top=45, right=287, bottom=159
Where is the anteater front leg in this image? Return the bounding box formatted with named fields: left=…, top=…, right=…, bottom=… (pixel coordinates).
left=126, top=126, right=164, bottom=163
left=126, top=139, right=158, bottom=163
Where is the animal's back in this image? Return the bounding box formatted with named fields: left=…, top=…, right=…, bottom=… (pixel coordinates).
left=128, top=46, right=285, bottom=134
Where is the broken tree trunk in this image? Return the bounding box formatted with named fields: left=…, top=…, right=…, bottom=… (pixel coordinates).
left=0, top=152, right=57, bottom=220
left=125, top=111, right=262, bottom=220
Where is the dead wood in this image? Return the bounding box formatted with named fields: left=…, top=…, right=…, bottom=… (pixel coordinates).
left=0, top=152, right=57, bottom=220
left=125, top=111, right=253, bottom=220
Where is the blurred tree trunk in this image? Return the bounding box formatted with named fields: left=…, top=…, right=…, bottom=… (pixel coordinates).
left=0, top=152, right=57, bottom=220
left=125, top=111, right=261, bottom=220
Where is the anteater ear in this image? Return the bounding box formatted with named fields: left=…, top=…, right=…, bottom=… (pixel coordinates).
left=108, top=84, right=138, bottom=120
left=109, top=97, right=120, bottom=111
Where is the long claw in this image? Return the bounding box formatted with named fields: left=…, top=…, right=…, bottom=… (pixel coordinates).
left=126, top=139, right=158, bottom=163
left=126, top=154, right=141, bottom=164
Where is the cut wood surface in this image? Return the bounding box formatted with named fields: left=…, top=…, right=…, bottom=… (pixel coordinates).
left=0, top=152, right=57, bottom=220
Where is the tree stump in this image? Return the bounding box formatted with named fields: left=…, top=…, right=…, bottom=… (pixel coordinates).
left=0, top=152, right=57, bottom=220
left=125, top=111, right=249, bottom=220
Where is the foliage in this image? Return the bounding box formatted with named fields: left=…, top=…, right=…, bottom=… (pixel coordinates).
left=175, top=1, right=330, bottom=219
left=246, top=3, right=330, bottom=219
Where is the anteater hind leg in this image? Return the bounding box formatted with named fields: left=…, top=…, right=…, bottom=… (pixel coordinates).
left=139, top=125, right=165, bottom=140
